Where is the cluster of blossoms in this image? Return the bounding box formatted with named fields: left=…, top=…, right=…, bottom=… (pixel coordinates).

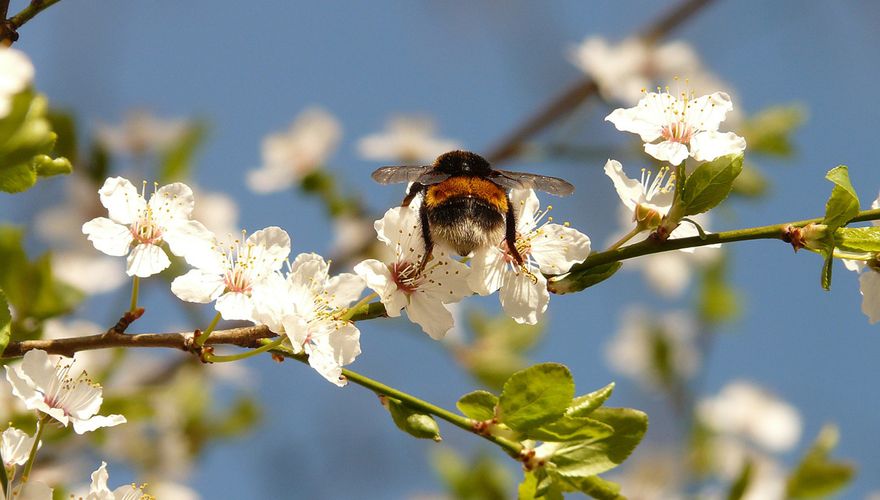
left=80, top=167, right=592, bottom=384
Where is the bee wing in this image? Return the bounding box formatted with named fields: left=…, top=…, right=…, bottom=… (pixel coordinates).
left=490, top=170, right=575, bottom=196
left=371, top=166, right=450, bottom=185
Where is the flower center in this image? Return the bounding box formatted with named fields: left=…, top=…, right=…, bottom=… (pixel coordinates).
left=660, top=120, right=693, bottom=144
left=224, top=263, right=252, bottom=293
left=391, top=261, right=423, bottom=294
left=130, top=208, right=163, bottom=245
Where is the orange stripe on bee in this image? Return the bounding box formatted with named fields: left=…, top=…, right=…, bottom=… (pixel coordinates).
left=424, top=177, right=508, bottom=212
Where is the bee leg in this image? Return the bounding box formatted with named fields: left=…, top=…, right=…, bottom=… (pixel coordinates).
left=505, top=197, right=524, bottom=265
left=418, top=199, right=434, bottom=274
left=401, top=182, right=425, bottom=208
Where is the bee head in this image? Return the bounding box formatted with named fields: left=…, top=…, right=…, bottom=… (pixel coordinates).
left=434, top=150, right=491, bottom=177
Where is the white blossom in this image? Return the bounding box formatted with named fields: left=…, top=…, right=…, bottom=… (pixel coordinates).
left=42, top=319, right=112, bottom=376
left=246, top=107, right=341, bottom=193
left=467, top=189, right=591, bottom=324
left=95, top=109, right=189, bottom=157
left=605, top=307, right=700, bottom=388
left=190, top=187, right=239, bottom=237
left=0, top=47, right=34, bottom=119
left=171, top=227, right=290, bottom=321
left=252, top=253, right=365, bottom=386
left=1, top=427, right=38, bottom=467
left=698, top=380, right=802, bottom=453
left=705, top=437, right=788, bottom=500
left=605, top=159, right=720, bottom=296
left=606, top=89, right=746, bottom=166
left=354, top=206, right=471, bottom=339
left=357, top=116, right=460, bottom=163
left=568, top=36, right=701, bottom=105
left=80, top=462, right=146, bottom=500
left=82, top=177, right=213, bottom=278
left=4, top=350, right=126, bottom=434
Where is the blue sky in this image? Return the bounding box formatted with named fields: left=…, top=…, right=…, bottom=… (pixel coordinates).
left=4, top=1, right=880, bottom=497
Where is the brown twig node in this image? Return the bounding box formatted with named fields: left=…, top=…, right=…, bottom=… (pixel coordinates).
left=104, top=307, right=145, bottom=337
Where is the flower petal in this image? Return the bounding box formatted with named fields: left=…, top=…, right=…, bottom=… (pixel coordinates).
left=72, top=413, right=126, bottom=434
left=407, top=295, right=455, bottom=340
left=148, top=182, right=195, bottom=227
left=125, top=243, right=170, bottom=277
left=686, top=92, right=734, bottom=132
left=354, top=259, right=406, bottom=317
left=530, top=223, right=591, bottom=274
left=689, top=130, right=746, bottom=162
left=215, top=291, right=254, bottom=321
left=325, top=273, right=365, bottom=309
left=644, top=140, right=690, bottom=166
left=603, top=159, right=642, bottom=212
left=467, top=247, right=506, bottom=295
left=1, top=427, right=37, bottom=466
left=163, top=220, right=213, bottom=263
left=16, top=480, right=53, bottom=500
left=509, top=189, right=540, bottom=233
left=605, top=92, right=676, bottom=142
left=246, top=226, right=291, bottom=273
left=171, top=269, right=226, bottom=303
left=98, top=177, right=145, bottom=225
left=859, top=271, right=880, bottom=324
left=82, top=217, right=134, bottom=257
left=499, top=271, right=549, bottom=325
left=88, top=461, right=111, bottom=495
left=375, top=206, right=424, bottom=260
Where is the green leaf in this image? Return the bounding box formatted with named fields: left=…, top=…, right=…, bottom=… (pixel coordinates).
left=821, top=251, right=833, bottom=291
left=727, top=459, right=753, bottom=500
left=47, top=109, right=78, bottom=162
left=432, top=448, right=511, bottom=500
left=549, top=408, right=648, bottom=478
left=0, top=288, right=10, bottom=356
left=518, top=470, right=539, bottom=500
left=457, top=390, right=498, bottom=421
left=834, top=227, right=880, bottom=253
left=679, top=154, right=744, bottom=216
left=0, top=162, right=37, bottom=192
left=556, top=475, right=622, bottom=500
left=822, top=165, right=859, bottom=231
left=546, top=262, right=621, bottom=294
left=566, top=383, right=615, bottom=418
left=158, top=121, right=206, bottom=182
left=786, top=424, right=855, bottom=498
left=498, top=363, right=575, bottom=431
left=522, top=415, right=614, bottom=442
left=740, top=104, right=806, bottom=157
left=387, top=398, right=441, bottom=441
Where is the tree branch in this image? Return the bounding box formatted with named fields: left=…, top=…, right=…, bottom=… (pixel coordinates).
left=1, top=0, right=64, bottom=44
left=486, top=0, right=716, bottom=163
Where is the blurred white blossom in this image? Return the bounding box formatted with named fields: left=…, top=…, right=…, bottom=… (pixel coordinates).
left=468, top=189, right=591, bottom=324
left=1, top=480, right=53, bottom=500
left=96, top=109, right=189, bottom=157
left=569, top=36, right=701, bottom=105
left=330, top=214, right=376, bottom=259
left=698, top=380, right=802, bottom=453
left=0, top=47, right=34, bottom=118
left=1, top=426, right=38, bottom=467
left=171, top=226, right=290, bottom=321
left=82, top=177, right=213, bottom=278
left=704, top=437, right=788, bottom=500
left=252, top=253, right=365, bottom=386
left=606, top=90, right=746, bottom=166
left=605, top=306, right=700, bottom=388
left=5, top=349, right=126, bottom=434
left=95, top=109, right=192, bottom=156
left=357, top=116, right=460, bottom=163
left=354, top=206, right=471, bottom=339
left=190, top=187, right=239, bottom=238
left=246, top=107, right=341, bottom=193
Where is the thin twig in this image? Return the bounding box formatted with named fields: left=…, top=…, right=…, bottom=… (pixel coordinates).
left=486, top=0, right=715, bottom=163
left=1, top=0, right=64, bottom=44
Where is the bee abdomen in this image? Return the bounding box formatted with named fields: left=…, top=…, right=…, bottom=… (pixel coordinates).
left=427, top=196, right=505, bottom=257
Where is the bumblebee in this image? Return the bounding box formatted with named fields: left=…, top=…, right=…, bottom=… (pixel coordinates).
left=371, top=150, right=574, bottom=269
